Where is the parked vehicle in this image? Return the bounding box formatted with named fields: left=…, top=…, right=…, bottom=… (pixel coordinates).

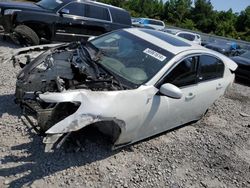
left=163, top=29, right=201, bottom=45
left=0, top=0, right=131, bottom=45
left=132, top=18, right=165, bottom=30
left=14, top=28, right=237, bottom=152
left=231, top=51, right=250, bottom=82
left=205, top=42, right=241, bottom=56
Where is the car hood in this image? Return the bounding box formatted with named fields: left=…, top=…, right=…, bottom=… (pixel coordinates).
left=206, top=43, right=230, bottom=52
left=231, top=56, right=250, bottom=66
left=0, top=2, right=45, bottom=12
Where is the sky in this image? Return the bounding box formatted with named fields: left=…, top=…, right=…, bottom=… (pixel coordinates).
left=164, top=0, right=250, bottom=13
left=209, top=0, right=249, bottom=13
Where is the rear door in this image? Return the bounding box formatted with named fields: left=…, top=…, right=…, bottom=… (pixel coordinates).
left=55, top=2, right=86, bottom=41
left=83, top=3, right=112, bottom=36
left=194, top=55, right=226, bottom=114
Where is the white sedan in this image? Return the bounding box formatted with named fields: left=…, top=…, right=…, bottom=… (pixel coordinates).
left=163, top=29, right=202, bottom=45
left=14, top=28, right=237, bottom=152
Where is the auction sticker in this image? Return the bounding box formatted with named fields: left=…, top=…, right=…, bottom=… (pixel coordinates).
left=143, top=48, right=166, bottom=61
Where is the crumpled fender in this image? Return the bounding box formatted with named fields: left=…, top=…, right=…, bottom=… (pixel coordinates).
left=39, top=86, right=159, bottom=143
left=45, top=114, right=125, bottom=134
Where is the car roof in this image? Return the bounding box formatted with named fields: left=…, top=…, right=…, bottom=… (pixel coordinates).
left=125, top=28, right=205, bottom=55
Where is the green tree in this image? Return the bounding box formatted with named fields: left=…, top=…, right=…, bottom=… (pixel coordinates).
left=191, top=0, right=215, bottom=33
left=214, top=9, right=238, bottom=38
left=236, top=6, right=250, bottom=32
left=164, top=0, right=192, bottom=26
left=97, top=0, right=250, bottom=42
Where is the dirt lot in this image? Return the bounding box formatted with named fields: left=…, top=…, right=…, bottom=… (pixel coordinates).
left=0, top=37, right=249, bottom=188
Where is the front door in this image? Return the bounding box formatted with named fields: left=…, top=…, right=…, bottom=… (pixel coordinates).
left=55, top=2, right=111, bottom=42
left=137, top=56, right=201, bottom=140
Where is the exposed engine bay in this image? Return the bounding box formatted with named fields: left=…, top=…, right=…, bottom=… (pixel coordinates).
left=16, top=42, right=125, bottom=96
left=14, top=42, right=128, bottom=151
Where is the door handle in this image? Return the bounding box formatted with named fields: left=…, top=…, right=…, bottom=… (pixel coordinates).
left=216, top=84, right=223, bottom=90
left=185, top=93, right=196, bottom=100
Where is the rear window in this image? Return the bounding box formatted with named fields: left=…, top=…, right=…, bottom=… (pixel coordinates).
left=178, top=33, right=195, bottom=41
left=85, top=4, right=110, bottom=21
left=142, top=29, right=191, bottom=47
left=148, top=20, right=164, bottom=26
left=199, top=55, right=224, bottom=81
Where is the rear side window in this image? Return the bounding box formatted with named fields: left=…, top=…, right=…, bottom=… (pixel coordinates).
left=199, top=55, right=224, bottom=81
left=63, top=3, right=84, bottom=17
left=164, top=57, right=198, bottom=87
left=85, top=4, right=110, bottom=21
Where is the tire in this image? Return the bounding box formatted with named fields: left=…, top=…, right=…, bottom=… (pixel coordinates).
left=13, top=25, right=40, bottom=46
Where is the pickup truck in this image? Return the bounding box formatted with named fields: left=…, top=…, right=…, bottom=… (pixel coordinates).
left=0, top=0, right=131, bottom=45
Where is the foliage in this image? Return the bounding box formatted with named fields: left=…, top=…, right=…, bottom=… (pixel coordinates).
left=98, top=0, right=250, bottom=41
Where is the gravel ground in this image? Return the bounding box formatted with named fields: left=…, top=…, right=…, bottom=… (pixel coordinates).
left=0, top=37, right=250, bottom=188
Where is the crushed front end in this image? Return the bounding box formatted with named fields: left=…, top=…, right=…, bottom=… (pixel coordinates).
left=14, top=42, right=126, bottom=152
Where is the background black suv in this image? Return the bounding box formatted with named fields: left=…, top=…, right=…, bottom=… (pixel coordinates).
left=0, top=0, right=131, bottom=45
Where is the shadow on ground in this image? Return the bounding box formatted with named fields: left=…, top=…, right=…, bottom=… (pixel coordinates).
left=0, top=91, right=119, bottom=187
left=0, top=94, right=20, bottom=117
left=0, top=126, right=117, bottom=188
left=0, top=35, right=20, bottom=49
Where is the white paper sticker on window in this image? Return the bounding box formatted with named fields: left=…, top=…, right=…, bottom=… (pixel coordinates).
left=143, top=48, right=166, bottom=62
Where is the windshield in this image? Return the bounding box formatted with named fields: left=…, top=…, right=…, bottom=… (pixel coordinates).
left=36, top=0, right=63, bottom=10
left=240, top=51, right=250, bottom=59
left=91, top=30, right=174, bottom=85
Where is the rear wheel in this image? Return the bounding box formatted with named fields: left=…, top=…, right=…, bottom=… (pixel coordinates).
left=13, top=25, right=40, bottom=46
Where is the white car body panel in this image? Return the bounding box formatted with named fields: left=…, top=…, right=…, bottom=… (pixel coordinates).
left=14, top=28, right=237, bottom=151
left=39, top=50, right=236, bottom=149
left=164, top=29, right=202, bottom=45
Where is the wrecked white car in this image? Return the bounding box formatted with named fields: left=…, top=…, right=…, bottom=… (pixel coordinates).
left=14, top=28, right=237, bottom=152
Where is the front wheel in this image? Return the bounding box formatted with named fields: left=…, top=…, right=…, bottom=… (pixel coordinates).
left=13, top=25, right=40, bottom=46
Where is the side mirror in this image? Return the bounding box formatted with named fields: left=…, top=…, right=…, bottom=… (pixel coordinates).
left=59, top=8, right=70, bottom=16
left=159, top=83, right=183, bottom=99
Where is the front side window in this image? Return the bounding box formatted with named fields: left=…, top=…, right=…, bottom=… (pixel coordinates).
left=36, top=0, right=63, bottom=10
left=199, top=55, right=224, bottom=81
left=63, top=3, right=84, bottom=17
left=163, top=57, right=198, bottom=87
left=85, top=5, right=110, bottom=21
left=91, top=30, right=174, bottom=85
